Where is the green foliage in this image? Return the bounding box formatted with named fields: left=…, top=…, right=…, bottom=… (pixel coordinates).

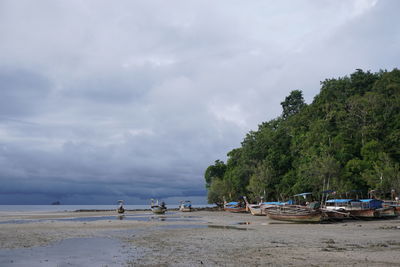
left=204, top=160, right=226, bottom=189
left=281, top=90, right=306, bottom=119
left=205, top=69, right=400, bottom=202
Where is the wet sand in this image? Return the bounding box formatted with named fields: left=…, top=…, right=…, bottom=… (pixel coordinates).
left=0, top=210, right=399, bottom=266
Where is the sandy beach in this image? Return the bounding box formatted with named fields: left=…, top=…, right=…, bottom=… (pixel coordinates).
left=0, top=210, right=399, bottom=266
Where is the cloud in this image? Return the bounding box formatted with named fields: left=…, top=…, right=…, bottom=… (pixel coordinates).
left=0, top=0, right=398, bottom=204
left=0, top=68, right=51, bottom=117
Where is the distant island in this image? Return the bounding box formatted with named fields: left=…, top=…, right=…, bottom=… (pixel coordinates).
left=51, top=201, right=61, bottom=205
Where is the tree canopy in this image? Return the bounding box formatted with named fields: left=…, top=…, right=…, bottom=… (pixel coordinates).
left=205, top=69, right=400, bottom=204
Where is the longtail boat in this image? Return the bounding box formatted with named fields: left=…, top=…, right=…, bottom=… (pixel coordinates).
left=243, top=196, right=263, bottom=215
left=323, top=199, right=352, bottom=220
left=348, top=199, right=382, bottom=219
left=324, top=199, right=382, bottom=219
left=223, top=199, right=247, bottom=213
left=151, top=199, right=167, bottom=214
left=243, top=196, right=287, bottom=216
left=179, top=200, right=192, bottom=212
left=264, top=204, right=324, bottom=223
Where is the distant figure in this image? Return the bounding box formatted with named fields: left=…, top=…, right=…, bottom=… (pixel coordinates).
left=161, top=201, right=166, bottom=208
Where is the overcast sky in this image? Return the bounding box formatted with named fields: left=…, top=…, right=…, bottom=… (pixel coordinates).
left=0, top=0, right=399, bottom=204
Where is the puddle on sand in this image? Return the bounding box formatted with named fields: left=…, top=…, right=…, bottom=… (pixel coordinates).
left=0, top=237, right=140, bottom=267
left=155, top=224, right=209, bottom=230
left=207, top=225, right=252, bottom=231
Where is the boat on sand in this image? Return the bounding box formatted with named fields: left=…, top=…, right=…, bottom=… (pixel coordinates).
left=243, top=196, right=285, bottom=216
left=263, top=203, right=324, bottom=223
left=223, top=197, right=247, bottom=213
left=117, top=200, right=125, bottom=214
left=151, top=199, right=167, bottom=214
left=179, top=200, right=192, bottom=212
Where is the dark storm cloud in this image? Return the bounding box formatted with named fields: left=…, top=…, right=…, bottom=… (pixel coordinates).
left=0, top=0, right=399, bottom=204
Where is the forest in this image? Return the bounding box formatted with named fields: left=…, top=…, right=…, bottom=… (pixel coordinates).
left=204, top=69, right=400, bottom=205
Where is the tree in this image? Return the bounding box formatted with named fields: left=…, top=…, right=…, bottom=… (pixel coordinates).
left=246, top=161, right=276, bottom=201
left=281, top=90, right=306, bottom=119
left=207, top=179, right=226, bottom=206
left=204, top=160, right=226, bottom=189
left=362, top=153, right=400, bottom=193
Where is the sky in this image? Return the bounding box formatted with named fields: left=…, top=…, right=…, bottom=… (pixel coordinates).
left=0, top=0, right=399, bottom=204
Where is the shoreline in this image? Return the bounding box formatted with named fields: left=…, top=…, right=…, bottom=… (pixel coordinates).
left=73, top=206, right=221, bottom=212
left=0, top=210, right=399, bottom=266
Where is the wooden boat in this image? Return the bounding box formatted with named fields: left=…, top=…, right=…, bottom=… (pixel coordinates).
left=224, top=199, right=247, bottom=213
left=179, top=200, right=192, bottom=212
left=264, top=204, right=324, bottom=223
left=243, top=196, right=285, bottom=216
left=117, top=200, right=125, bottom=214
left=349, top=199, right=383, bottom=219
left=323, top=199, right=352, bottom=220
left=151, top=199, right=167, bottom=214
left=325, top=199, right=382, bottom=219
left=243, top=196, right=264, bottom=216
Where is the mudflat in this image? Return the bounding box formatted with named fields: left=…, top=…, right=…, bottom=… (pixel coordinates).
left=0, top=210, right=399, bottom=266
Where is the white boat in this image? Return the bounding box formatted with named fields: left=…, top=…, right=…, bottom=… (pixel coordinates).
left=179, top=200, right=192, bottom=212
left=117, top=200, right=125, bottom=214
left=151, top=199, right=167, bottom=214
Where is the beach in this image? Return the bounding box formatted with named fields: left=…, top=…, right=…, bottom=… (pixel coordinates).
left=0, top=210, right=399, bottom=266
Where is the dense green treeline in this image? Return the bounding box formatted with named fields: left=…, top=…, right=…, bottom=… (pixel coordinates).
left=205, top=69, right=400, bottom=205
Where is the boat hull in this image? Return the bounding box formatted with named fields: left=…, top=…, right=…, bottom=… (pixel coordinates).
left=179, top=207, right=192, bottom=212
left=151, top=206, right=167, bottom=214
left=265, top=206, right=323, bottom=223
left=376, top=207, right=398, bottom=218
left=348, top=209, right=378, bottom=218
left=322, top=210, right=350, bottom=220
left=382, top=202, right=400, bottom=213
left=224, top=207, right=247, bottom=213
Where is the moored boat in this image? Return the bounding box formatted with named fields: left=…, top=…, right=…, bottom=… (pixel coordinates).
left=324, top=198, right=383, bottom=219
left=117, top=200, right=125, bottom=214
left=224, top=198, right=247, bottom=213
left=323, top=199, right=351, bottom=220
left=243, top=196, right=264, bottom=216
left=264, top=204, right=324, bottom=223
left=345, top=199, right=382, bottom=219
left=179, top=200, right=192, bottom=212
left=151, top=199, right=167, bottom=214
left=243, top=196, right=286, bottom=216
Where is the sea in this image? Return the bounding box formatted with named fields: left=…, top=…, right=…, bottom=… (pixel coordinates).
left=0, top=204, right=214, bottom=212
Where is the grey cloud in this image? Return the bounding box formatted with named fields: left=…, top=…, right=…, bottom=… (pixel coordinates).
left=0, top=68, right=51, bottom=117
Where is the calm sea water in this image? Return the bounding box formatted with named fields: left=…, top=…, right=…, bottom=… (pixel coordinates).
left=0, top=204, right=213, bottom=212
